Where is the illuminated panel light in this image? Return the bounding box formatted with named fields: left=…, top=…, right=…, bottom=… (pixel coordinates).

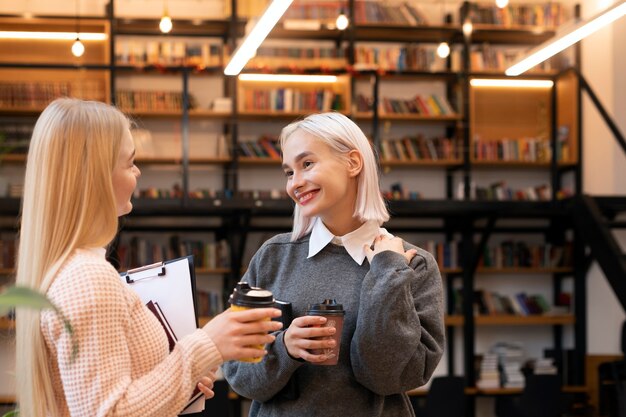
left=470, top=79, right=554, bottom=88
left=0, top=31, right=107, bottom=41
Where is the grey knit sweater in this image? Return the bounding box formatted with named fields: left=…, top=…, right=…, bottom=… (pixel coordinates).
left=222, top=232, right=444, bottom=417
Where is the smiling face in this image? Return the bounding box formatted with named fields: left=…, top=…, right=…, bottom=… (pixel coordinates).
left=112, top=129, right=141, bottom=216
left=282, top=130, right=363, bottom=236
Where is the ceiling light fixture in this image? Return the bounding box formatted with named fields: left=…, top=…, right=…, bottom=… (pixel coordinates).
left=159, top=0, right=173, bottom=33
left=224, top=0, right=294, bottom=76
left=506, top=0, right=626, bottom=76
left=71, top=0, right=84, bottom=57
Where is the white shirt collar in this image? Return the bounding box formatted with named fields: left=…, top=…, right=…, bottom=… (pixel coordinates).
left=308, top=218, right=392, bottom=265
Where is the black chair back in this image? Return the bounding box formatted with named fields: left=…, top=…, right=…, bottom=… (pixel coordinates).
left=517, top=374, right=562, bottom=417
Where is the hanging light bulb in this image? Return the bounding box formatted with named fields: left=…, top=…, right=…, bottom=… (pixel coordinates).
left=159, top=1, right=173, bottom=34
left=462, top=18, right=473, bottom=37
left=436, top=41, right=450, bottom=58
left=160, top=14, right=173, bottom=33
left=495, top=0, right=509, bottom=9
left=336, top=9, right=349, bottom=30
left=72, top=37, right=85, bottom=57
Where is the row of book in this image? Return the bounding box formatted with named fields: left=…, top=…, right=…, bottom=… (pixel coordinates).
left=282, top=1, right=342, bottom=21
left=197, top=289, right=224, bottom=318
left=421, top=240, right=459, bottom=269
left=378, top=94, right=456, bottom=116
left=116, top=236, right=230, bottom=270
left=379, top=136, right=461, bottom=162
left=479, top=241, right=573, bottom=269
left=477, top=342, right=526, bottom=389
left=135, top=188, right=288, bottom=201
left=462, top=2, right=568, bottom=28
left=465, top=290, right=570, bottom=317
left=473, top=137, right=553, bottom=163
left=353, top=45, right=445, bottom=72
left=354, top=1, right=428, bottom=26
left=237, top=136, right=281, bottom=159
left=0, top=81, right=105, bottom=109
left=0, top=122, right=32, bottom=154
left=255, top=46, right=346, bottom=60
left=116, top=90, right=197, bottom=112
left=0, top=239, right=16, bottom=269
left=474, top=182, right=552, bottom=201
left=115, top=39, right=226, bottom=68
left=469, top=44, right=569, bottom=73
left=240, top=88, right=345, bottom=112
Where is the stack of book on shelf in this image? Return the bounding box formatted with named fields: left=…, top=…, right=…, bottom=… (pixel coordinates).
left=532, top=357, right=559, bottom=375
left=0, top=121, right=33, bottom=154
left=382, top=182, right=421, bottom=201
left=237, top=136, right=281, bottom=160
left=117, top=236, right=230, bottom=270
left=281, top=1, right=341, bottom=29
left=477, top=351, right=500, bottom=389
left=379, top=94, right=455, bottom=116
left=197, top=290, right=223, bottom=318
left=494, top=342, right=525, bottom=388
left=247, top=47, right=347, bottom=71
left=461, top=2, right=568, bottom=28
left=379, top=136, right=460, bottom=162
left=116, top=90, right=198, bottom=112
left=473, top=137, right=552, bottom=162
left=420, top=240, right=460, bottom=269
left=242, top=88, right=344, bottom=112
left=480, top=240, right=573, bottom=269
left=0, top=81, right=105, bottom=108
left=353, top=45, right=444, bottom=72
left=470, top=289, right=555, bottom=316
left=354, top=1, right=428, bottom=25
left=115, top=39, right=226, bottom=68
left=474, top=181, right=552, bottom=201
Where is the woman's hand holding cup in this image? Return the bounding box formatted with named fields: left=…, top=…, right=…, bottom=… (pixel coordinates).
left=202, top=307, right=282, bottom=362
left=284, top=316, right=337, bottom=363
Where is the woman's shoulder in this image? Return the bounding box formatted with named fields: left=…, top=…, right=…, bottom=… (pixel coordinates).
left=47, top=248, right=126, bottom=304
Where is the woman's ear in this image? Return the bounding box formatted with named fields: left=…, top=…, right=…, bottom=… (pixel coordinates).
left=346, top=150, right=363, bottom=178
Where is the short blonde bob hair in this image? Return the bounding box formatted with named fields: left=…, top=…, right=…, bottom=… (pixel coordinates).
left=15, top=98, right=129, bottom=417
left=279, top=112, right=389, bottom=241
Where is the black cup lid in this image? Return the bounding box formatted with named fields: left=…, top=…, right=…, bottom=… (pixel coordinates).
left=229, top=282, right=275, bottom=307
left=307, top=299, right=345, bottom=314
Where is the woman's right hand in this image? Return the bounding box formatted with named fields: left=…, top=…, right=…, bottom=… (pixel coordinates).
left=202, top=307, right=282, bottom=362
left=283, top=316, right=336, bottom=363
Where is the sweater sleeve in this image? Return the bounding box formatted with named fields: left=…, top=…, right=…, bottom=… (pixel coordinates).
left=350, top=246, right=445, bottom=395
left=42, top=260, right=223, bottom=417
left=222, top=248, right=304, bottom=402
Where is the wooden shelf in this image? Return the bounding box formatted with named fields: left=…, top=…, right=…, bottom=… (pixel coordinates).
left=0, top=268, right=15, bottom=275
left=136, top=157, right=232, bottom=165
left=443, top=314, right=574, bottom=326
left=238, top=157, right=281, bottom=166
left=476, top=267, right=574, bottom=274
left=380, top=159, right=463, bottom=168
left=114, top=18, right=244, bottom=37
left=472, top=160, right=575, bottom=169
left=122, top=109, right=231, bottom=119
left=354, top=112, right=461, bottom=123
left=237, top=110, right=349, bottom=120
left=0, top=154, right=26, bottom=163
left=0, top=394, right=15, bottom=405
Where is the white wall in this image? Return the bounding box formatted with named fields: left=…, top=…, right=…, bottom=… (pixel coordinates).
left=581, top=0, right=626, bottom=354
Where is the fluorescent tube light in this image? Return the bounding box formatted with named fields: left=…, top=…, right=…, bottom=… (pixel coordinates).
left=0, top=31, right=107, bottom=41
left=239, top=74, right=338, bottom=83
left=470, top=79, right=554, bottom=88
left=224, top=0, right=294, bottom=76
left=506, top=0, right=626, bottom=76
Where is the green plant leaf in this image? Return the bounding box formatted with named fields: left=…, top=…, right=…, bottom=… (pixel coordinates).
left=0, top=286, right=57, bottom=316
left=2, top=409, right=18, bottom=417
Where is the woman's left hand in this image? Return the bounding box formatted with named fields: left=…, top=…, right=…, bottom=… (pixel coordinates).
left=197, top=367, right=219, bottom=399
left=364, top=235, right=417, bottom=264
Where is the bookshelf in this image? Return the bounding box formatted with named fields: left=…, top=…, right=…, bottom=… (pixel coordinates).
left=0, top=1, right=587, bottom=416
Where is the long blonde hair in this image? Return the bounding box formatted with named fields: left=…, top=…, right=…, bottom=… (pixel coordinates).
left=15, top=98, right=128, bottom=417
left=279, top=112, right=389, bottom=241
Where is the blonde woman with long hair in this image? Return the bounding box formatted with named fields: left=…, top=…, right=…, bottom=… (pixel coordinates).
left=15, top=98, right=281, bottom=417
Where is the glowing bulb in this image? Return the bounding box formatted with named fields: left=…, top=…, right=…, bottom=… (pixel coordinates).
left=462, top=19, right=473, bottom=37
left=436, top=42, right=450, bottom=58
left=336, top=13, right=349, bottom=30
left=71, top=38, right=85, bottom=57
left=159, top=15, right=173, bottom=33
left=495, top=0, right=509, bottom=8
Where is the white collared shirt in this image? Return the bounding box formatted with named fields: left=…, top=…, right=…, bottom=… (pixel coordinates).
left=308, top=218, right=393, bottom=265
